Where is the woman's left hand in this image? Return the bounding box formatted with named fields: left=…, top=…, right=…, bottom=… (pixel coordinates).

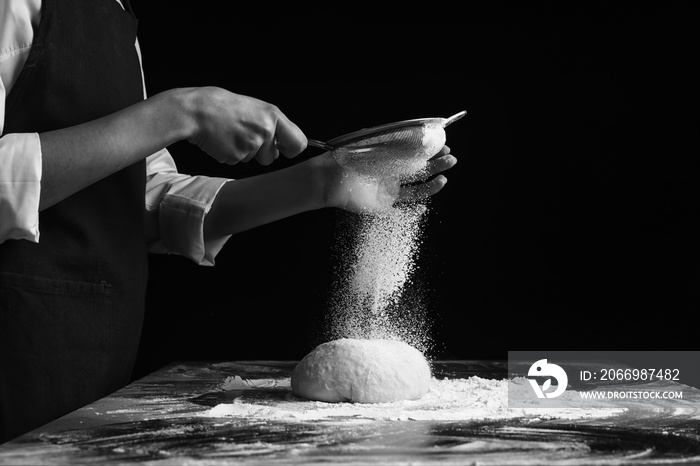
left=317, top=146, right=457, bottom=213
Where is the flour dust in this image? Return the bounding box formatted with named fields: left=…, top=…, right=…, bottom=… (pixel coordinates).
left=322, top=198, right=435, bottom=355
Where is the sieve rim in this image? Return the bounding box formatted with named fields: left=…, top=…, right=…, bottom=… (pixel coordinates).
left=326, top=111, right=466, bottom=148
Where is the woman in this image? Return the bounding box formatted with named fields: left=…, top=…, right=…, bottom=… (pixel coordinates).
left=0, top=0, right=456, bottom=442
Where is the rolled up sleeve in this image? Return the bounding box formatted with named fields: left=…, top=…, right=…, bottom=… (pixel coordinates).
left=145, top=148, right=231, bottom=266
left=0, top=132, right=42, bottom=243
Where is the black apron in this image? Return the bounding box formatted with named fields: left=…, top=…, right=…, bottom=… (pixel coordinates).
left=0, top=0, right=148, bottom=442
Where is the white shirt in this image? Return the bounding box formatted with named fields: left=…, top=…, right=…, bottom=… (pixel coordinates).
left=0, top=0, right=230, bottom=265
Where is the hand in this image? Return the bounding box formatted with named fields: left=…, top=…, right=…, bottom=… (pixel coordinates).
left=319, top=146, right=457, bottom=213
left=186, top=87, right=307, bottom=165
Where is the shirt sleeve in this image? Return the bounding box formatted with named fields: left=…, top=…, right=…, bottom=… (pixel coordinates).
left=0, top=0, right=42, bottom=244
left=145, top=148, right=232, bottom=266
left=0, top=132, right=42, bottom=243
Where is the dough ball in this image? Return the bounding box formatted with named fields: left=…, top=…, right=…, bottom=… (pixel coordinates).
left=291, top=338, right=431, bottom=403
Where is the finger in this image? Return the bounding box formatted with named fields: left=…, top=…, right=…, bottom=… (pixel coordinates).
left=238, top=130, right=269, bottom=164
left=425, top=153, right=457, bottom=177
left=255, top=136, right=279, bottom=166
left=429, top=145, right=451, bottom=160
left=397, top=175, right=448, bottom=203
left=406, top=153, right=457, bottom=183
left=241, top=145, right=259, bottom=164
left=274, top=111, right=308, bottom=158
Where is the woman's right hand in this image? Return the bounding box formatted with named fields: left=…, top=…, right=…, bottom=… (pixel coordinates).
left=183, top=87, right=308, bottom=166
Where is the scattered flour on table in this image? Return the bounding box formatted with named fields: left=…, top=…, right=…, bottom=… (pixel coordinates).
left=204, top=375, right=624, bottom=422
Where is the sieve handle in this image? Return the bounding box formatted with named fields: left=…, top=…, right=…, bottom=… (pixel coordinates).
left=307, top=139, right=334, bottom=151
left=443, top=110, right=467, bottom=127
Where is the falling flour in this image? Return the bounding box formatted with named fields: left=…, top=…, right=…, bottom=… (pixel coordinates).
left=309, top=118, right=457, bottom=356
left=315, top=138, right=440, bottom=353
left=349, top=206, right=426, bottom=315
left=323, top=197, right=433, bottom=353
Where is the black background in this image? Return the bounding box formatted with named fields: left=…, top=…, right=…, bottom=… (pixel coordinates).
left=129, top=1, right=698, bottom=380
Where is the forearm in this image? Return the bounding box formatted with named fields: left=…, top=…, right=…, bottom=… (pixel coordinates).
left=203, top=156, right=328, bottom=239
left=202, top=147, right=456, bottom=240
left=38, top=88, right=196, bottom=210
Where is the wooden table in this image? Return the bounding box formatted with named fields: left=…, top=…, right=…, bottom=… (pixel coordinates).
left=1, top=361, right=699, bottom=465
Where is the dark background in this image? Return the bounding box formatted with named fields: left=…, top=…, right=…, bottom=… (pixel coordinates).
left=129, top=1, right=698, bottom=380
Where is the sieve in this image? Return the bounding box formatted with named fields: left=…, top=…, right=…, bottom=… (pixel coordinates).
left=307, top=110, right=466, bottom=178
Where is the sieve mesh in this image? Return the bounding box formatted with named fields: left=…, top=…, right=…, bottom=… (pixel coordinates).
left=332, top=123, right=446, bottom=179
left=310, top=111, right=466, bottom=179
